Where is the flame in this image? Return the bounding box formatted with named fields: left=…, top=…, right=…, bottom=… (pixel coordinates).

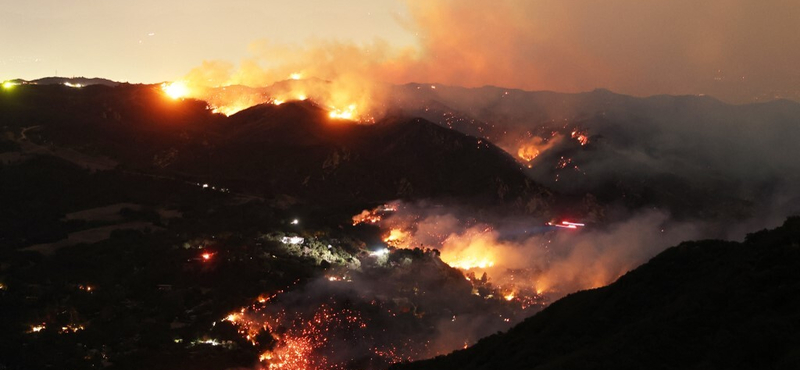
left=517, top=146, right=541, bottom=162
left=352, top=209, right=383, bottom=225
left=383, top=228, right=409, bottom=246
left=329, top=104, right=358, bottom=120
left=161, top=81, right=190, bottom=99
left=212, top=104, right=250, bottom=116
left=289, top=73, right=303, bottom=80
left=516, top=136, right=560, bottom=163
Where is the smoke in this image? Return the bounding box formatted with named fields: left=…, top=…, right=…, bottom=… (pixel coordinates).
left=227, top=245, right=529, bottom=369
left=377, top=201, right=709, bottom=297
left=175, top=0, right=800, bottom=113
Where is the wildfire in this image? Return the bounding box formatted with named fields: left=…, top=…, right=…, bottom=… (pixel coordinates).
left=444, top=258, right=495, bottom=270
left=516, top=136, right=560, bottom=163
left=383, top=228, right=409, bottom=246
left=212, top=104, right=250, bottom=116
left=60, top=324, right=85, bottom=334
left=201, top=252, right=213, bottom=261
left=329, top=104, right=358, bottom=120
left=161, top=81, right=190, bottom=99
left=352, top=204, right=397, bottom=225
left=518, top=146, right=541, bottom=162
left=571, top=130, right=589, bottom=146
left=225, top=296, right=370, bottom=370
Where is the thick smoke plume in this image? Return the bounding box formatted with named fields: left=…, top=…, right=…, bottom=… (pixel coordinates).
left=176, top=0, right=800, bottom=113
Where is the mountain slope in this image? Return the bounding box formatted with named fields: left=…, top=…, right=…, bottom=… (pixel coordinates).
left=392, top=217, right=800, bottom=370
left=0, top=84, right=552, bottom=211
left=390, top=84, right=800, bottom=222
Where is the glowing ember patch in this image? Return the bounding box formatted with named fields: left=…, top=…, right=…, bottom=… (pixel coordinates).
left=571, top=130, right=589, bottom=146
left=60, top=324, right=85, bottom=334
left=329, top=104, right=358, bottom=120
left=210, top=104, right=247, bottom=116
left=201, top=252, right=213, bottom=261
left=516, top=136, right=558, bottom=163
left=29, top=324, right=46, bottom=333
left=446, top=259, right=495, bottom=270
left=64, top=82, right=83, bottom=88
left=383, top=228, right=409, bottom=246
left=504, top=293, right=515, bottom=301
left=518, top=146, right=540, bottom=161
left=161, top=81, right=189, bottom=99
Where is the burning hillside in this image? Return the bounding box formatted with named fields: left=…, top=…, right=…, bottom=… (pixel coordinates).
left=214, top=235, right=546, bottom=370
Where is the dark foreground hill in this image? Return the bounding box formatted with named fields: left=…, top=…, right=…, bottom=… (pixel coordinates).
left=393, top=217, right=800, bottom=370
left=0, top=84, right=552, bottom=211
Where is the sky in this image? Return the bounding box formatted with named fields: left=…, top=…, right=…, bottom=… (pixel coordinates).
left=2, top=0, right=799, bottom=103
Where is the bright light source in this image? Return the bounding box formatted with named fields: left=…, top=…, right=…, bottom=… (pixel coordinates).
left=369, top=248, right=389, bottom=257
left=289, top=73, right=302, bottom=80
left=161, top=81, right=189, bottom=99
left=290, top=219, right=299, bottom=225
left=2, top=81, right=18, bottom=90
left=64, top=82, right=83, bottom=88
left=201, top=252, right=213, bottom=261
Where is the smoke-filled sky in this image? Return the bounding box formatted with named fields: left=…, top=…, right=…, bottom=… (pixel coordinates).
left=3, top=0, right=799, bottom=103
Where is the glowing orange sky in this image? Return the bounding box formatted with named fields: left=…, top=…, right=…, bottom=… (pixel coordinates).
left=3, top=0, right=799, bottom=103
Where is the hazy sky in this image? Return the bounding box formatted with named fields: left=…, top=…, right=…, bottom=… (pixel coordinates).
left=0, top=1, right=414, bottom=82
left=2, top=0, right=799, bottom=103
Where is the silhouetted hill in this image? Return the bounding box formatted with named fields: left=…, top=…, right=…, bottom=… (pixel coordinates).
left=393, top=217, right=800, bottom=370
left=30, top=77, right=120, bottom=87
left=0, top=84, right=552, bottom=211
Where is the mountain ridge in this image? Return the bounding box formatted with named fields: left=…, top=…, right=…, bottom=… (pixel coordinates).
left=391, top=217, right=800, bottom=370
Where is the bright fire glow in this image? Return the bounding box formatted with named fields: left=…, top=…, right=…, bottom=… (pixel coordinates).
left=445, top=258, right=495, bottom=270
left=383, top=228, right=409, bottom=246
left=161, top=81, right=190, bottom=99
left=2, top=81, right=18, bottom=90
left=201, top=252, right=213, bottom=261
left=516, top=136, right=560, bottom=163
left=329, top=104, right=358, bottom=120
left=518, top=146, right=540, bottom=162
left=289, top=73, right=303, bottom=80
